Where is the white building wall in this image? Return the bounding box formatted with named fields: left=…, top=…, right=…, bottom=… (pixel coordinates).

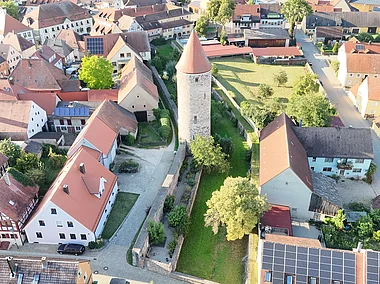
left=53, top=117, right=86, bottom=133
left=94, top=181, right=119, bottom=238
left=358, top=80, right=369, bottom=117
left=101, top=139, right=117, bottom=169
left=308, top=157, right=371, bottom=179
left=260, top=168, right=313, bottom=220
left=259, top=19, right=284, bottom=29
left=177, top=69, right=211, bottom=142
left=6, top=45, right=21, bottom=73
left=27, top=102, right=47, bottom=138
left=24, top=201, right=95, bottom=245
left=68, top=138, right=99, bottom=158
left=337, top=46, right=348, bottom=87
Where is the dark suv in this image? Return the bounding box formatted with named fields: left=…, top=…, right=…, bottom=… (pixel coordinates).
left=57, top=243, right=85, bottom=255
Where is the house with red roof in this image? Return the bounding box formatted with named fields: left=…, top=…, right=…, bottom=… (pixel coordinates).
left=24, top=146, right=118, bottom=245
left=0, top=170, right=39, bottom=247
left=0, top=8, right=35, bottom=43
left=349, top=77, right=380, bottom=118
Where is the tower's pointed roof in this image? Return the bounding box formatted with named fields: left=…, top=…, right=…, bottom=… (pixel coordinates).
left=176, top=30, right=212, bottom=74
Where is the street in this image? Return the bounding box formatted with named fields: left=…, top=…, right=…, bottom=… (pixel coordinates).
left=295, top=29, right=380, bottom=196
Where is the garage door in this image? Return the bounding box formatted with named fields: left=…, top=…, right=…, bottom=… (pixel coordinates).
left=134, top=111, right=147, bottom=122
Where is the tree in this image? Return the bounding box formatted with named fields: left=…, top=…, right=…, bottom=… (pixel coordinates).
left=356, top=216, right=374, bottom=239
left=355, top=32, right=374, bottom=43
left=287, top=92, right=336, bottom=127
left=332, top=42, right=339, bottom=54
left=373, top=35, right=380, bottom=43
left=164, top=194, right=175, bottom=213
left=331, top=209, right=346, bottom=229
left=292, top=73, right=319, bottom=97
left=25, top=168, right=46, bottom=187
left=281, top=0, right=313, bottom=38
left=211, top=63, right=219, bottom=76
left=0, top=138, right=21, bottom=166
left=147, top=221, right=165, bottom=245
left=165, top=60, right=177, bottom=78
left=241, top=101, right=277, bottom=130
left=214, top=134, right=234, bottom=156
left=195, top=15, right=209, bottom=37
left=373, top=230, right=380, bottom=241
left=206, top=0, right=221, bottom=21
left=204, top=177, right=269, bottom=241
left=151, top=55, right=164, bottom=72
left=273, top=70, right=288, bottom=86
left=216, top=0, right=236, bottom=26
left=0, top=1, right=18, bottom=19
left=48, top=147, right=66, bottom=168
left=168, top=205, right=190, bottom=235
left=79, top=55, right=113, bottom=89
left=257, top=84, right=274, bottom=98
left=190, top=135, right=230, bottom=173
left=15, top=152, right=40, bottom=173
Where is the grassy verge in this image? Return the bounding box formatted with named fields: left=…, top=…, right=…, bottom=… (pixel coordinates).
left=177, top=110, right=250, bottom=283
left=156, top=41, right=173, bottom=57
left=102, top=192, right=139, bottom=239
left=249, top=231, right=259, bottom=284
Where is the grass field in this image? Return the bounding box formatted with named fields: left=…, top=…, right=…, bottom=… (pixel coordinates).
left=212, top=57, right=306, bottom=105
left=155, top=41, right=174, bottom=57
left=176, top=109, right=250, bottom=284
left=102, top=192, right=139, bottom=239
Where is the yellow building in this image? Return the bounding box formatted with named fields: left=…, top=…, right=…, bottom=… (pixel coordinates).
left=349, top=77, right=380, bottom=118
left=349, top=0, right=380, bottom=12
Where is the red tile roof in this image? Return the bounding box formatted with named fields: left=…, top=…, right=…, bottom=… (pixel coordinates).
left=16, top=92, right=59, bottom=115
left=176, top=30, right=212, bottom=74
left=0, top=101, right=34, bottom=135
left=57, top=29, right=84, bottom=52
left=252, top=47, right=302, bottom=57
left=88, top=89, right=118, bottom=101
left=363, top=77, right=380, bottom=101
left=0, top=11, right=32, bottom=37
left=261, top=204, right=293, bottom=236
left=202, top=44, right=252, bottom=58
left=233, top=4, right=261, bottom=20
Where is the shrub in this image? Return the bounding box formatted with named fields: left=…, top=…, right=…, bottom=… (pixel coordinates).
left=153, top=108, right=162, bottom=120
left=15, top=152, right=40, bottom=173
left=214, top=134, right=234, bottom=157
left=211, top=63, right=218, bottom=76
left=331, top=61, right=340, bottom=74
left=168, top=205, right=190, bottom=236
left=0, top=138, right=22, bottom=166
left=332, top=42, right=339, bottom=54
left=48, top=147, right=67, bottom=168
left=88, top=241, right=96, bottom=249
left=164, top=194, right=175, bottom=213
left=165, top=60, right=177, bottom=78
left=118, top=159, right=139, bottom=173
left=25, top=168, right=46, bottom=187
left=273, top=70, right=288, bottom=86
left=8, top=167, right=35, bottom=186
left=168, top=232, right=178, bottom=258
left=347, top=202, right=370, bottom=212
left=151, top=36, right=166, bottom=46
left=356, top=216, right=374, bottom=239
left=159, top=117, right=171, bottom=140
left=364, top=163, right=377, bottom=184
left=151, top=56, right=164, bottom=72
left=147, top=221, right=165, bottom=245
left=245, top=149, right=252, bottom=163
left=122, top=134, right=135, bottom=146
left=373, top=230, right=380, bottom=241
left=88, top=239, right=104, bottom=249
left=190, top=158, right=199, bottom=174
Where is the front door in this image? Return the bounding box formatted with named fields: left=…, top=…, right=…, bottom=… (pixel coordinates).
left=339, top=169, right=345, bottom=176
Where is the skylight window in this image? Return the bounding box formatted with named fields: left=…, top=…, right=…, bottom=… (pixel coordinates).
left=356, top=44, right=365, bottom=50
left=8, top=200, right=14, bottom=206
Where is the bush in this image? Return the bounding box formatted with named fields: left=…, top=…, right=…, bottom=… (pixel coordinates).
left=347, top=202, right=370, bottom=212
left=332, top=42, right=339, bottom=54
left=159, top=117, right=171, bottom=140
left=118, top=159, right=139, bottom=173
left=48, top=147, right=67, bottom=168
left=168, top=232, right=178, bottom=258
left=122, top=134, right=135, bottom=146
left=190, top=159, right=199, bottom=174
left=164, top=194, right=175, bottom=213
left=214, top=134, right=234, bottom=157
left=212, top=63, right=218, bottom=76
left=88, top=238, right=104, bottom=249
left=331, top=61, right=340, bottom=74
left=0, top=138, right=21, bottom=166
left=88, top=241, right=96, bottom=249
left=151, top=56, right=164, bottom=72
left=373, top=230, right=380, bottom=241
left=151, top=37, right=167, bottom=46
left=15, top=152, right=40, bottom=173
left=165, top=60, right=177, bottom=78
left=8, top=167, right=35, bottom=186
left=168, top=205, right=190, bottom=236
left=147, top=221, right=165, bottom=245
left=364, top=163, right=377, bottom=184
left=25, top=168, right=46, bottom=187
left=245, top=149, right=252, bottom=163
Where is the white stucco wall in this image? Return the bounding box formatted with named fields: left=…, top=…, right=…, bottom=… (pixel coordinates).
left=177, top=69, right=211, bottom=142
left=308, top=157, right=371, bottom=179
left=27, top=102, right=47, bottom=138
left=358, top=79, right=369, bottom=117
left=337, top=46, right=348, bottom=87
left=24, top=201, right=95, bottom=245
left=101, top=139, right=117, bottom=169
left=260, top=168, right=313, bottom=220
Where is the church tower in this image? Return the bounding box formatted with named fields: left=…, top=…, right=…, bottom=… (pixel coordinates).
left=176, top=31, right=212, bottom=142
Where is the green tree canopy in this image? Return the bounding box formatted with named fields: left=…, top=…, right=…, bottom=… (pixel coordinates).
left=287, top=92, right=336, bottom=127
left=331, top=209, right=346, bottom=229
left=147, top=221, right=165, bottom=245
left=204, top=177, right=269, bottom=241
left=168, top=205, right=190, bottom=235
left=190, top=135, right=229, bottom=173
left=195, top=15, right=210, bottom=37
left=354, top=32, right=374, bottom=43
left=281, top=0, right=313, bottom=38
left=0, top=138, right=21, bottom=166
left=79, top=55, right=113, bottom=89
left=292, top=73, right=319, bottom=97
left=241, top=101, right=277, bottom=130
left=15, top=152, right=40, bottom=173
left=0, top=1, right=18, bottom=19
left=332, top=42, right=339, bottom=54
left=206, top=0, right=235, bottom=25
left=273, top=70, right=288, bottom=86
left=257, top=84, right=274, bottom=98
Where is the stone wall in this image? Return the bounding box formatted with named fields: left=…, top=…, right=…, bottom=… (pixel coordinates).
left=132, top=143, right=186, bottom=268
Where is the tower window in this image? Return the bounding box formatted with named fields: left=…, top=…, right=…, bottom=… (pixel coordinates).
left=194, top=116, right=197, bottom=123
left=195, top=77, right=199, bottom=82
left=204, top=93, right=206, bottom=99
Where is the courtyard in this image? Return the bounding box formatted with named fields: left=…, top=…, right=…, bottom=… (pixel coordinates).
left=212, top=57, right=306, bottom=105
left=336, top=179, right=379, bottom=207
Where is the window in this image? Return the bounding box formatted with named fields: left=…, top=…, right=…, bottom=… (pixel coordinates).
left=127, top=52, right=131, bottom=57
left=352, top=28, right=359, bottom=34
left=355, top=159, right=364, bottom=163
left=311, top=167, right=315, bottom=171
left=36, top=232, right=43, bottom=238
left=75, top=126, right=81, bottom=131
left=67, top=119, right=72, bottom=125
left=80, top=234, right=87, bottom=240
left=81, top=119, right=86, bottom=125
left=59, top=233, right=65, bottom=239
left=61, top=126, right=67, bottom=131
left=264, top=271, right=272, bottom=282
left=59, top=119, right=64, bottom=125
left=38, top=220, right=45, bottom=226
left=324, top=158, right=333, bottom=162
left=120, top=53, right=125, bottom=58
left=112, top=62, right=116, bottom=66
left=83, top=273, right=87, bottom=282
left=51, top=208, right=57, bottom=214
left=353, top=168, right=362, bottom=173
left=195, top=77, right=199, bottom=82
left=56, top=221, right=63, bottom=227
left=67, top=221, right=73, bottom=227
left=312, top=157, right=316, bottom=162
left=194, top=116, right=197, bottom=123
left=357, top=73, right=361, bottom=78
left=70, top=234, right=76, bottom=240
left=323, top=167, right=333, bottom=172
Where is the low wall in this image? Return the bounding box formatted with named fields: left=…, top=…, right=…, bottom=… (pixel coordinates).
left=132, top=143, right=186, bottom=267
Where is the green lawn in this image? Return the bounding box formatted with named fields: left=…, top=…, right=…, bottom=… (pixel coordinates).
left=137, top=122, right=166, bottom=146
left=177, top=110, right=250, bottom=284
left=156, top=41, right=174, bottom=57
left=212, top=57, right=306, bottom=105
left=102, top=192, right=139, bottom=239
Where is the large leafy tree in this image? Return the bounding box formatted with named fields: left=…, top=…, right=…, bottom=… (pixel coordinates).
left=79, top=55, right=113, bottom=89
left=206, top=0, right=235, bottom=26
left=195, top=15, right=210, bottom=37
left=273, top=70, right=288, bottom=86
left=204, top=177, right=269, bottom=241
left=15, top=152, right=40, bottom=173
left=292, top=73, right=319, bottom=97
left=146, top=221, right=165, bottom=245
left=287, top=92, right=336, bottom=127
left=0, top=1, right=18, bottom=19
left=281, top=0, right=313, bottom=38
left=354, top=32, right=374, bottom=43
left=0, top=138, right=21, bottom=166
left=241, top=101, right=277, bottom=130
left=190, top=135, right=229, bottom=173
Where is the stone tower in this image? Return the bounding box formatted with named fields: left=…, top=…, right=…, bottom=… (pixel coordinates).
left=176, top=31, right=212, bottom=142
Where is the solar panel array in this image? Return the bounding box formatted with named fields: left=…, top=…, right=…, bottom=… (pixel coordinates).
left=367, top=251, right=380, bottom=284
left=262, top=242, right=356, bottom=284
left=86, top=37, right=104, bottom=55
left=54, top=107, right=89, bottom=117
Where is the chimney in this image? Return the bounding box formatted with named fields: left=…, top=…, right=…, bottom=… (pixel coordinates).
left=9, top=76, right=13, bottom=85
left=79, top=163, right=85, bottom=174
left=167, top=10, right=169, bottom=15
left=299, top=118, right=303, bottom=127
left=4, top=172, right=11, bottom=186
left=41, top=257, right=47, bottom=269
left=7, top=256, right=16, bottom=277
left=28, top=58, right=32, bottom=68
left=356, top=242, right=363, bottom=252
left=63, top=184, right=69, bottom=194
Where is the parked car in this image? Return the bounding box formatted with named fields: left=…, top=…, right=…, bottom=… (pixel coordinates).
left=110, top=278, right=130, bottom=284
left=57, top=243, right=85, bottom=255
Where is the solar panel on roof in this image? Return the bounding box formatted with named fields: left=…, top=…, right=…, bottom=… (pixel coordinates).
left=87, top=37, right=104, bottom=55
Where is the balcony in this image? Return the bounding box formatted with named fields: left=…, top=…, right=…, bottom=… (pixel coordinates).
left=337, top=161, right=353, bottom=170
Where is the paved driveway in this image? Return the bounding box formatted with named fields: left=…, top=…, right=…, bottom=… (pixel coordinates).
left=336, top=179, right=378, bottom=207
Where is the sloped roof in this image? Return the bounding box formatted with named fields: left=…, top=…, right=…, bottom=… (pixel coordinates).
left=244, top=28, right=290, bottom=40
left=292, top=126, right=374, bottom=159
left=0, top=101, right=33, bottom=134
left=32, top=45, right=62, bottom=66
left=30, top=146, right=117, bottom=231
left=346, top=53, right=380, bottom=74
left=44, top=38, right=74, bottom=58
left=17, top=92, right=59, bottom=115
left=57, top=29, right=84, bottom=52
left=315, top=26, right=343, bottom=38
left=261, top=204, right=293, bottom=236
left=0, top=11, right=32, bottom=37
left=233, top=4, right=260, bottom=20
left=11, top=58, right=70, bottom=91
left=311, top=171, right=342, bottom=208
left=3, top=32, right=35, bottom=52
left=259, top=113, right=313, bottom=191
left=351, top=0, right=380, bottom=4
left=361, top=77, right=380, bottom=101
left=0, top=171, right=38, bottom=221
left=87, top=89, right=118, bottom=101
left=176, top=30, right=212, bottom=74
left=251, top=47, right=302, bottom=57
left=306, top=12, right=380, bottom=29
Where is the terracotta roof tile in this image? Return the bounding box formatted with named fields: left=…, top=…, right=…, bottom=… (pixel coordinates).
left=57, top=29, right=84, bottom=52
left=233, top=4, right=261, bottom=19
left=350, top=82, right=360, bottom=98
left=261, top=204, right=293, bottom=236
left=363, top=76, right=380, bottom=101
left=263, top=234, right=322, bottom=248
left=0, top=100, right=33, bottom=135
left=252, top=47, right=302, bottom=57
left=3, top=32, right=35, bottom=52
left=16, top=92, right=59, bottom=115
left=176, top=30, right=212, bottom=74
left=87, top=89, right=118, bottom=101
left=0, top=12, right=32, bottom=37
